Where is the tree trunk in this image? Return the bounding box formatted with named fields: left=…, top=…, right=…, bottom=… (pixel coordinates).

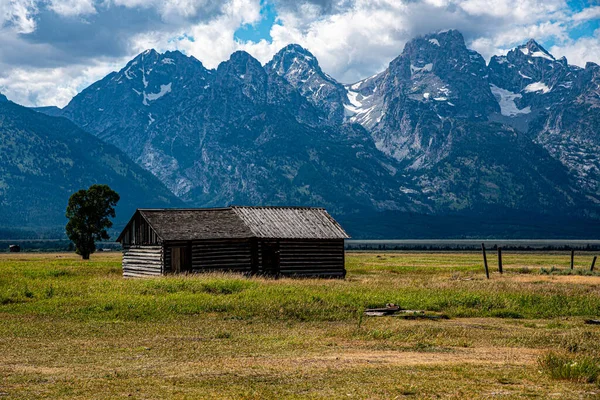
left=82, top=253, right=90, bottom=260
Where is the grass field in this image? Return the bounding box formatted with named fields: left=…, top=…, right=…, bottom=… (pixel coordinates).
left=1, top=251, right=600, bottom=399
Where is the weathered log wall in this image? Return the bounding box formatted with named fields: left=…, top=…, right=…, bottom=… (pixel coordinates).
left=163, top=239, right=253, bottom=274
left=122, top=245, right=163, bottom=278
left=260, top=239, right=346, bottom=278
left=122, top=239, right=346, bottom=278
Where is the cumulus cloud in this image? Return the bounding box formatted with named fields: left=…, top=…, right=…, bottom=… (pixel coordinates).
left=551, top=28, right=600, bottom=68
left=0, top=0, right=599, bottom=107
left=48, top=0, right=96, bottom=17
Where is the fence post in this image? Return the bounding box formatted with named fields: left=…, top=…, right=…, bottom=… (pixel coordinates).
left=498, top=247, right=503, bottom=274
left=591, top=256, right=597, bottom=272
left=571, top=249, right=574, bottom=270
left=482, top=243, right=490, bottom=279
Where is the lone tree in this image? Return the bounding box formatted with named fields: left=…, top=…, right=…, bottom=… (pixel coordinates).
left=66, top=184, right=120, bottom=260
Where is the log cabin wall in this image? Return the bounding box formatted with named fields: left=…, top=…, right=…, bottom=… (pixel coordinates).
left=163, top=239, right=253, bottom=274
left=122, top=245, right=163, bottom=278
left=259, top=239, right=346, bottom=278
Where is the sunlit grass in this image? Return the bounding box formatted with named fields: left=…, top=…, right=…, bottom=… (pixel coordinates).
left=1, top=251, right=600, bottom=398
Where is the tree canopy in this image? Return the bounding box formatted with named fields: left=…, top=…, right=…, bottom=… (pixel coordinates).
left=65, top=184, right=120, bottom=260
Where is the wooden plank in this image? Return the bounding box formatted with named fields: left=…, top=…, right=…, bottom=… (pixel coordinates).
left=191, top=252, right=251, bottom=259
left=123, top=272, right=161, bottom=278
left=123, top=267, right=161, bottom=274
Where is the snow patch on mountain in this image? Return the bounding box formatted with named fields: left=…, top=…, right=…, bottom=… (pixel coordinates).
left=518, top=71, right=532, bottom=79
left=429, top=38, right=440, bottom=46
left=531, top=51, right=554, bottom=61
left=524, top=82, right=551, bottom=94
left=143, top=83, right=172, bottom=105
left=490, top=84, right=531, bottom=116
left=411, top=63, right=433, bottom=74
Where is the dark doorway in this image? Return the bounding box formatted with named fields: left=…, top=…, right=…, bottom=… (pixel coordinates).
left=170, top=245, right=191, bottom=273
left=262, top=242, right=280, bottom=276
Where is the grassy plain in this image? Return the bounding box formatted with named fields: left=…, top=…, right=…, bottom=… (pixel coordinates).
left=1, top=251, right=600, bottom=399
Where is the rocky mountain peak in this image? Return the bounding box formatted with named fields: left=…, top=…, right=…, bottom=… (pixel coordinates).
left=268, top=43, right=321, bottom=74
left=424, top=29, right=467, bottom=48
left=0, top=93, right=7, bottom=102
left=517, top=39, right=555, bottom=61
left=266, top=43, right=347, bottom=124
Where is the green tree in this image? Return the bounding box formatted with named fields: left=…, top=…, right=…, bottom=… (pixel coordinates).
left=65, top=184, right=120, bottom=260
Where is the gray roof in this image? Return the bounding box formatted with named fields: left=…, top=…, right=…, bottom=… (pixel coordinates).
left=231, top=207, right=349, bottom=239
left=123, top=206, right=349, bottom=241
left=140, top=209, right=254, bottom=241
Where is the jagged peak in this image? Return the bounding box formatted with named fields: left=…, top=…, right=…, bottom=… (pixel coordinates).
left=0, top=93, right=7, bottom=102
left=403, top=29, right=467, bottom=53
left=517, top=39, right=554, bottom=60
left=268, top=43, right=320, bottom=70
left=425, top=29, right=465, bottom=45
left=276, top=43, right=316, bottom=59
left=585, top=61, right=600, bottom=70
left=135, top=48, right=159, bottom=60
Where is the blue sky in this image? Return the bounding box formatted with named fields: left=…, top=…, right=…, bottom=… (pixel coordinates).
left=234, top=1, right=278, bottom=43
left=0, top=0, right=599, bottom=107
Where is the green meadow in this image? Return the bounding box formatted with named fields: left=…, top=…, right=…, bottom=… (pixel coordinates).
left=1, top=251, right=600, bottom=399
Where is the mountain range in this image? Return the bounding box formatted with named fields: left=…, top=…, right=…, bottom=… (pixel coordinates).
left=3, top=29, right=600, bottom=238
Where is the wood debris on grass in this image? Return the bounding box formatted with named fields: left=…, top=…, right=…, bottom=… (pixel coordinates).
left=364, top=304, right=449, bottom=320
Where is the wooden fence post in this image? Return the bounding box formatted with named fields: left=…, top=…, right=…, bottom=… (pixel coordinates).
left=571, top=249, right=574, bottom=270
left=498, top=247, right=503, bottom=274
left=482, top=243, right=489, bottom=279
left=591, top=256, right=597, bottom=272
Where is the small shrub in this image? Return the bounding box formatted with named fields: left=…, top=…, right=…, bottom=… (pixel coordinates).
left=215, top=331, right=232, bottom=339
left=538, top=352, right=600, bottom=383
left=45, top=285, right=55, bottom=299
left=23, top=287, right=34, bottom=298
left=540, top=266, right=560, bottom=275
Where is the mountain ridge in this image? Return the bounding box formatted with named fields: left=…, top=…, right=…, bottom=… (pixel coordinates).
left=27, top=30, right=600, bottom=237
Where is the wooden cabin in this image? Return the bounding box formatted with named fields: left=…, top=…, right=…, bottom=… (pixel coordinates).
left=116, top=206, right=350, bottom=278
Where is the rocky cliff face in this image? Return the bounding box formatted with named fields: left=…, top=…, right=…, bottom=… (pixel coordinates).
left=487, top=40, right=600, bottom=201
left=58, top=49, right=421, bottom=215
left=266, top=44, right=349, bottom=124
left=39, top=30, right=600, bottom=232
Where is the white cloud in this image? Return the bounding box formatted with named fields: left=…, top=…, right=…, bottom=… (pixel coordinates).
left=550, top=29, right=600, bottom=68
left=0, top=59, right=126, bottom=107
left=48, top=0, right=96, bottom=17
left=0, top=0, right=599, bottom=106
left=572, top=6, right=600, bottom=23
left=0, top=0, right=37, bottom=33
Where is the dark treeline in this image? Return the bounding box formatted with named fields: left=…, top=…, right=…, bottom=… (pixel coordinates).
left=345, top=243, right=600, bottom=252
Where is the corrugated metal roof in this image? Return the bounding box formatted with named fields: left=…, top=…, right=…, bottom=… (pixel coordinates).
left=123, top=206, right=349, bottom=241
left=231, top=206, right=350, bottom=239
left=139, top=209, right=254, bottom=241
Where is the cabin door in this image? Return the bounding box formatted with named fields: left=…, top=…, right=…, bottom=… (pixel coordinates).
left=262, top=242, right=280, bottom=276
left=171, top=246, right=189, bottom=273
